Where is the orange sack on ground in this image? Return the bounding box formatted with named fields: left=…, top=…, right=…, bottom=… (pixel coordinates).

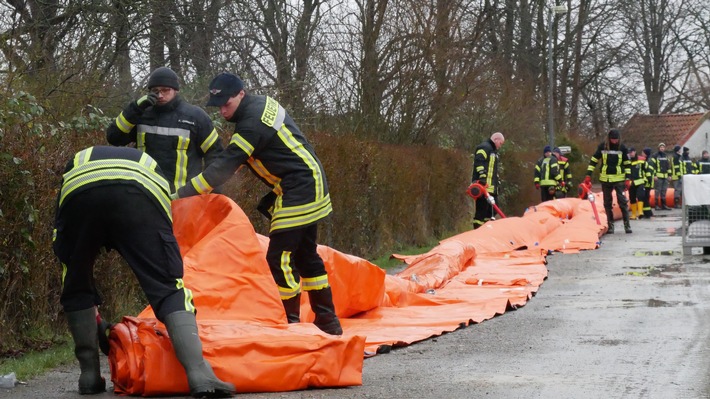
left=108, top=194, right=605, bottom=395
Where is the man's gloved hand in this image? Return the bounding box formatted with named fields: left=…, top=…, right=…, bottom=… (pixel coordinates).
left=625, top=180, right=631, bottom=190
left=135, top=92, right=159, bottom=111
left=560, top=181, right=566, bottom=187
left=535, top=183, right=540, bottom=190
left=583, top=175, right=592, bottom=185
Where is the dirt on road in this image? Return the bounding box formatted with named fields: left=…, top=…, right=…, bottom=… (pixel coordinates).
left=3, top=209, right=710, bottom=399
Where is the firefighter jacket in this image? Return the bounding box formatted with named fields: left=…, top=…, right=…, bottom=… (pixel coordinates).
left=629, top=155, right=648, bottom=186
left=644, top=157, right=655, bottom=189
left=471, top=138, right=501, bottom=196
left=650, top=151, right=672, bottom=178
left=106, top=95, right=224, bottom=192
left=672, top=153, right=682, bottom=180
left=534, top=156, right=561, bottom=187
left=696, top=158, right=710, bottom=174
left=55, top=146, right=172, bottom=222
left=177, top=94, right=332, bottom=233
left=679, top=155, right=695, bottom=175
left=553, top=154, right=572, bottom=191
left=587, top=141, right=630, bottom=183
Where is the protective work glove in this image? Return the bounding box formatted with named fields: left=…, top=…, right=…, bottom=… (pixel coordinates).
left=135, top=92, right=159, bottom=111
left=625, top=180, right=631, bottom=190
left=535, top=183, right=540, bottom=190
left=583, top=175, right=592, bottom=185
left=560, top=181, right=566, bottom=187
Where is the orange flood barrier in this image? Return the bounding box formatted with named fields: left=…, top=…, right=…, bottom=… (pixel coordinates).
left=109, top=193, right=608, bottom=395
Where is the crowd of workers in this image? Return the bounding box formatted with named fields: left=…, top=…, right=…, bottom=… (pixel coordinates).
left=472, top=129, right=710, bottom=235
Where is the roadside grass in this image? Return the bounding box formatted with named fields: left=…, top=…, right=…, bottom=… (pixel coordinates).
left=369, top=242, right=438, bottom=271
left=0, top=340, right=74, bottom=381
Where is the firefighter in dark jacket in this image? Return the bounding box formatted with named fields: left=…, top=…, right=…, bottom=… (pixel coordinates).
left=696, top=150, right=710, bottom=174
left=471, top=132, right=505, bottom=229
left=651, top=143, right=672, bottom=210
left=173, top=73, right=341, bottom=335
left=53, top=146, right=234, bottom=397
left=584, top=129, right=632, bottom=234
left=552, top=147, right=572, bottom=198
left=676, top=147, right=695, bottom=207
left=106, top=67, right=224, bottom=192
left=642, top=147, right=655, bottom=218
left=534, top=145, right=562, bottom=202
left=627, top=147, right=647, bottom=220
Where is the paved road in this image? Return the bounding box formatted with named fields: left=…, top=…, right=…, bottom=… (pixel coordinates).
left=3, top=208, right=710, bottom=399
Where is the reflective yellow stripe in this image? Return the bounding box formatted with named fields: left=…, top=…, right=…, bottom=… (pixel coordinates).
left=175, top=278, right=195, bottom=313
left=137, top=131, right=146, bottom=151
left=200, top=128, right=220, bottom=153
left=302, top=275, right=329, bottom=291
left=116, top=112, right=134, bottom=133
left=247, top=158, right=282, bottom=188
left=279, top=286, right=301, bottom=299
left=61, top=262, right=67, bottom=289
left=261, top=97, right=286, bottom=129
left=270, top=199, right=333, bottom=232
left=278, top=250, right=300, bottom=299
left=174, top=136, right=190, bottom=189
left=74, top=147, right=93, bottom=168
left=229, top=133, right=255, bottom=155
left=277, top=125, right=326, bottom=200
left=189, top=174, right=212, bottom=194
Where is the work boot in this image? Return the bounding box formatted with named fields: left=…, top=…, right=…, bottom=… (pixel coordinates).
left=282, top=294, right=301, bottom=323
left=164, top=311, right=236, bottom=398
left=66, top=308, right=106, bottom=394
left=607, top=222, right=614, bottom=234
left=661, top=199, right=671, bottom=210
left=624, top=220, right=632, bottom=234
left=308, top=287, right=343, bottom=335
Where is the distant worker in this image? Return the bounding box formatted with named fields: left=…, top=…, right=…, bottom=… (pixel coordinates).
left=640, top=148, right=655, bottom=218
left=552, top=147, right=572, bottom=198
left=650, top=143, right=672, bottom=210
left=696, top=150, right=710, bottom=174
left=106, top=66, right=224, bottom=192
left=534, top=145, right=562, bottom=202
left=53, top=146, right=235, bottom=397
left=676, top=147, right=695, bottom=208
left=173, top=72, right=342, bottom=335
left=671, top=145, right=683, bottom=208
left=584, top=129, right=632, bottom=234
left=627, top=148, right=647, bottom=220
left=471, top=132, right=505, bottom=229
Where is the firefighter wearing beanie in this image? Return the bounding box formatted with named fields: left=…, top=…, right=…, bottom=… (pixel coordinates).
left=534, top=145, right=562, bottom=203
left=106, top=67, right=224, bottom=193
left=671, top=145, right=683, bottom=207
left=584, top=129, right=632, bottom=234
left=641, top=147, right=655, bottom=218
left=651, top=143, right=672, bottom=210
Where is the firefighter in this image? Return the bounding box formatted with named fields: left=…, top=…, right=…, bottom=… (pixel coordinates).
left=106, top=67, right=224, bottom=192
left=471, top=132, right=505, bottom=229
left=676, top=147, right=695, bottom=207
left=627, top=147, right=647, bottom=220
left=534, top=146, right=562, bottom=202
left=584, top=129, right=632, bottom=234
left=53, top=146, right=234, bottom=397
left=696, top=150, right=710, bottom=174
left=552, top=147, right=572, bottom=198
left=173, top=73, right=342, bottom=335
left=641, top=147, right=655, bottom=218
left=650, top=143, right=672, bottom=210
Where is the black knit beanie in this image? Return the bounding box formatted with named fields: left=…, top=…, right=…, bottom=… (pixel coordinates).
left=147, top=67, right=180, bottom=90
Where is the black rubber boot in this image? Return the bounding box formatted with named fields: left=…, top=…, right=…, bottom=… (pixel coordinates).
left=624, top=220, right=632, bottom=234
left=66, top=308, right=106, bottom=395
left=607, top=222, right=614, bottom=234
left=164, top=311, right=236, bottom=398
left=661, top=198, right=671, bottom=210
left=282, top=294, right=301, bottom=323
left=308, top=287, right=343, bottom=335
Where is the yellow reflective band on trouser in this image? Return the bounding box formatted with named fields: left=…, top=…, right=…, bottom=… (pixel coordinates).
left=278, top=250, right=301, bottom=300
left=189, top=174, right=213, bottom=194
left=270, top=197, right=333, bottom=232
left=302, top=275, right=329, bottom=291
left=200, top=128, right=220, bottom=153
left=115, top=112, right=135, bottom=134
left=175, top=278, right=195, bottom=313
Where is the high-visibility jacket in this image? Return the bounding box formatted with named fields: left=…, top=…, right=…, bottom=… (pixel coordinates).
left=177, top=94, right=332, bottom=233
left=471, top=138, right=501, bottom=195
left=56, top=146, right=172, bottom=222
left=650, top=151, right=672, bottom=178
left=696, top=158, right=710, bottom=174
left=534, top=156, right=561, bottom=187
left=679, top=155, right=695, bottom=175
left=630, top=156, right=648, bottom=186
left=587, top=141, right=631, bottom=183
left=672, top=153, right=682, bottom=180
left=644, top=157, right=655, bottom=189
left=107, top=96, right=223, bottom=192
left=553, top=154, right=572, bottom=191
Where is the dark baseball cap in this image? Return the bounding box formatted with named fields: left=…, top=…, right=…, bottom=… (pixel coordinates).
left=206, top=73, right=244, bottom=107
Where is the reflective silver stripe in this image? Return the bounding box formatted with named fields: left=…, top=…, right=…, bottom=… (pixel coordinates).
left=270, top=199, right=333, bottom=232
left=137, top=125, right=191, bottom=138
left=229, top=133, right=255, bottom=155
left=200, top=128, right=220, bottom=153
left=261, top=97, right=286, bottom=130
left=277, top=125, right=326, bottom=199
left=189, top=174, right=212, bottom=194
left=301, top=275, right=329, bottom=291
left=137, top=132, right=146, bottom=151
left=73, top=148, right=93, bottom=167
left=247, top=158, right=281, bottom=187
left=175, top=279, right=195, bottom=313
left=174, top=136, right=190, bottom=189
